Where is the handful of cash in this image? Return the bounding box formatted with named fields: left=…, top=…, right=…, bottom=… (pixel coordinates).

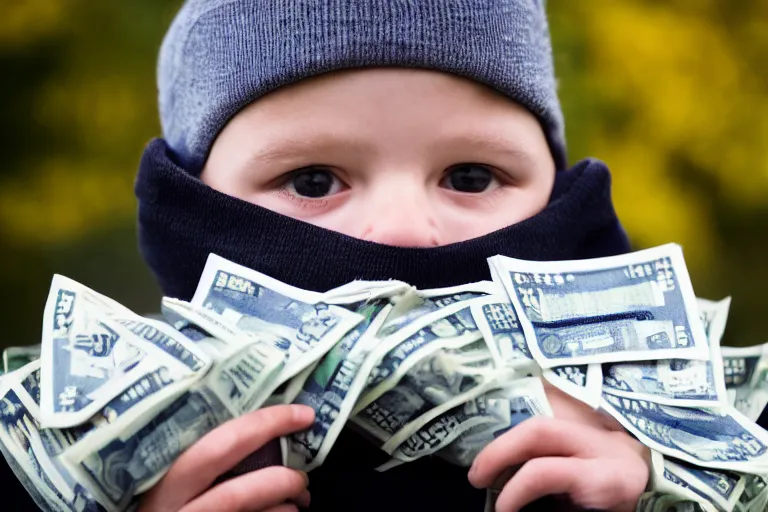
left=1, top=244, right=767, bottom=512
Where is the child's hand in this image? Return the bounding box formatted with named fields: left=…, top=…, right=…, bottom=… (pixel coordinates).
left=468, top=383, right=651, bottom=512
left=138, top=404, right=315, bottom=512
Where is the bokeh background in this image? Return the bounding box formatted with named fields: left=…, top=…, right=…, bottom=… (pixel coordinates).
left=1, top=0, right=766, bottom=350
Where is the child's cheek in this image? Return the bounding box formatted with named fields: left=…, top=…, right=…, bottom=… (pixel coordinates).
left=438, top=188, right=548, bottom=238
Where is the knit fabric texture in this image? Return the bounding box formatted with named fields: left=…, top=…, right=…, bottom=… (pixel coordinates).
left=136, top=138, right=628, bottom=301
left=158, top=0, right=567, bottom=172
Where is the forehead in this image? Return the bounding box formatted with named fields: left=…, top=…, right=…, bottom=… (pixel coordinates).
left=218, top=68, right=547, bottom=156
left=244, top=67, right=521, bottom=112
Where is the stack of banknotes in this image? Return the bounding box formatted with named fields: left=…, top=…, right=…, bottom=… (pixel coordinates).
left=1, top=243, right=767, bottom=512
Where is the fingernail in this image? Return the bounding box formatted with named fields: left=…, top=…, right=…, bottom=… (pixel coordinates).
left=292, top=405, right=314, bottom=423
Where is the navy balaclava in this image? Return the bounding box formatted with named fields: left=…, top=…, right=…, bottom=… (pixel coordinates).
left=136, top=139, right=631, bottom=300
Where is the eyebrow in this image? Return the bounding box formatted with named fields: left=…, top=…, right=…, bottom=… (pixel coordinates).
left=241, top=130, right=541, bottom=170
left=242, top=133, right=375, bottom=167
left=434, top=132, right=540, bottom=167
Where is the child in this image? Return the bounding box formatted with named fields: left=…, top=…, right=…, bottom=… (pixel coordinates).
left=3, top=0, right=655, bottom=510
left=131, top=1, right=653, bottom=511
left=140, top=0, right=656, bottom=510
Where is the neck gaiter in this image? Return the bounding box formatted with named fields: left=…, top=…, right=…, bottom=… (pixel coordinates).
left=136, top=139, right=630, bottom=299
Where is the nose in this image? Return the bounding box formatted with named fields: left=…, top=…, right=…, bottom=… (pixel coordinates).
left=357, top=180, right=441, bottom=247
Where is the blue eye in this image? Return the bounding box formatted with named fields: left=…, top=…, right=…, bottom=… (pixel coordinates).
left=443, top=164, right=495, bottom=193
left=287, top=168, right=343, bottom=198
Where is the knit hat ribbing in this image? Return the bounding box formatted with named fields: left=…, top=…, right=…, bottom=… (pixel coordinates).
left=158, top=0, right=567, bottom=172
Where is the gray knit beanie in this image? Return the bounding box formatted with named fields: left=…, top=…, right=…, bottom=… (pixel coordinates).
left=158, top=0, right=567, bottom=172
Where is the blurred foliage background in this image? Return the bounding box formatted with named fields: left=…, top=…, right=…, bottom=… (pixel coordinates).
left=0, top=0, right=766, bottom=349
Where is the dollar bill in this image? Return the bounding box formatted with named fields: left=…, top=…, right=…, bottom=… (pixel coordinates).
left=163, top=297, right=273, bottom=355
left=352, top=352, right=503, bottom=453
left=287, top=302, right=393, bottom=471
left=372, top=396, right=500, bottom=473
left=728, top=387, right=768, bottom=423
left=404, top=377, right=551, bottom=467
left=543, top=364, right=602, bottom=409
left=161, top=301, right=292, bottom=417
left=602, top=297, right=730, bottom=408
left=375, top=282, right=496, bottom=339
left=659, top=464, right=722, bottom=510
left=273, top=360, right=320, bottom=406
left=106, top=317, right=211, bottom=374
left=698, top=297, right=729, bottom=350
left=6, top=357, right=198, bottom=511
left=9, top=249, right=768, bottom=511
left=722, top=344, right=767, bottom=389
left=60, top=338, right=283, bottom=506
left=0, top=362, right=112, bottom=510
left=651, top=449, right=747, bottom=512
left=201, top=337, right=287, bottom=417
left=49, top=364, right=194, bottom=468
left=0, top=420, right=79, bottom=511
left=667, top=457, right=746, bottom=511
left=418, top=282, right=499, bottom=299
left=636, top=491, right=716, bottom=512
left=355, top=301, right=484, bottom=412
left=62, top=387, right=233, bottom=506
left=602, top=392, right=768, bottom=473
left=45, top=277, right=324, bottom=504
left=40, top=275, right=145, bottom=428
left=738, top=474, right=768, bottom=511
left=319, top=280, right=412, bottom=305
left=191, top=254, right=363, bottom=385
left=447, top=339, right=497, bottom=368
left=40, top=276, right=203, bottom=429
left=378, top=359, right=506, bottom=455
left=721, top=342, right=768, bottom=422
left=320, top=280, right=495, bottom=312
left=386, top=377, right=552, bottom=467
left=3, top=345, right=41, bottom=374
left=319, top=287, right=497, bottom=433
left=161, top=298, right=293, bottom=410
left=469, top=297, right=533, bottom=369
left=443, top=381, right=554, bottom=466
left=352, top=379, right=439, bottom=448
left=0, top=430, right=71, bottom=512
left=489, top=244, right=709, bottom=367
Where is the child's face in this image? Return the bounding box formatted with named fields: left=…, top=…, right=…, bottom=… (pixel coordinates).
left=202, top=68, right=555, bottom=247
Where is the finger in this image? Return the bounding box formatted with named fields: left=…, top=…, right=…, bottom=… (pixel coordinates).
left=543, top=382, right=623, bottom=432
left=145, top=405, right=314, bottom=511
left=289, top=489, right=311, bottom=509
left=468, top=417, right=605, bottom=488
left=494, top=457, right=588, bottom=512
left=495, top=457, right=629, bottom=512
left=180, top=466, right=309, bottom=512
